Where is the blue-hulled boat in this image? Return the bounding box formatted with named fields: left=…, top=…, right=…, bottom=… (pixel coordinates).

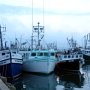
left=0, top=25, right=23, bottom=78
left=0, top=50, right=23, bottom=78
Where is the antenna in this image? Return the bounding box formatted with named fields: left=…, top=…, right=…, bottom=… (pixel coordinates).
left=43, top=0, right=45, bottom=27
left=84, top=35, right=87, bottom=49
left=43, top=0, right=45, bottom=43
left=0, top=24, right=6, bottom=50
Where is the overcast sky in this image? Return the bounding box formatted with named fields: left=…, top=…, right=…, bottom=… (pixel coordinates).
left=0, top=0, right=90, bottom=49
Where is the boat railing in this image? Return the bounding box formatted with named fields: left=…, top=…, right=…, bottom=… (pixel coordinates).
left=84, top=50, right=90, bottom=54
left=58, top=54, right=83, bottom=61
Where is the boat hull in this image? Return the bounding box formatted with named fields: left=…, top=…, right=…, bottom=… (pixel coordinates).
left=54, top=59, right=81, bottom=74
left=0, top=63, right=22, bottom=78
left=23, top=58, right=56, bottom=74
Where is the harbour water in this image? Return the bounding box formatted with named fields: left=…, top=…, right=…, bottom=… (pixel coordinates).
left=11, top=64, right=90, bottom=90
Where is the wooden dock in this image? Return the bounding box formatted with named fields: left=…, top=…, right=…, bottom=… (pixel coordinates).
left=0, top=79, right=10, bottom=90
left=0, top=76, right=16, bottom=90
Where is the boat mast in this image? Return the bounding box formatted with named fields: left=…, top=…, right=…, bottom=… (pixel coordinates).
left=33, top=22, right=44, bottom=49
left=0, top=25, right=6, bottom=50
left=67, top=37, right=77, bottom=49
left=31, top=0, right=45, bottom=50
left=84, top=33, right=90, bottom=49
left=84, top=35, right=87, bottom=49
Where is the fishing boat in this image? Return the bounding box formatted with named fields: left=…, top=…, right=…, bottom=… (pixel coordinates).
left=54, top=37, right=84, bottom=72
left=0, top=25, right=23, bottom=78
left=20, top=49, right=57, bottom=74
left=82, top=33, right=90, bottom=63
left=19, top=22, right=58, bottom=74
left=55, top=52, right=84, bottom=73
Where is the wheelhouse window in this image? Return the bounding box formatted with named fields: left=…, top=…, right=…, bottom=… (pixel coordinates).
left=2, top=53, right=5, bottom=55
left=68, top=55, right=70, bottom=58
left=31, top=53, right=36, bottom=56
left=72, top=55, right=74, bottom=58
left=37, top=53, right=43, bottom=56
left=51, top=53, right=55, bottom=56
left=64, top=55, right=67, bottom=58
left=44, top=53, right=49, bottom=56
left=13, top=52, right=16, bottom=54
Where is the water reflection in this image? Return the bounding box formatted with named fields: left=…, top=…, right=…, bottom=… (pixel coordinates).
left=55, top=72, right=85, bottom=90
left=13, top=64, right=90, bottom=90
left=13, top=72, right=85, bottom=90
left=82, top=64, right=90, bottom=88
left=14, top=73, right=57, bottom=90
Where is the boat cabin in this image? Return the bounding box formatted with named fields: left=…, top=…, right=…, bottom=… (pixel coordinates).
left=57, top=54, right=83, bottom=61
left=22, top=50, right=57, bottom=59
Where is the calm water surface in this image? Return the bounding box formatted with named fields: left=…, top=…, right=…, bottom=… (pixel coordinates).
left=12, top=64, right=90, bottom=90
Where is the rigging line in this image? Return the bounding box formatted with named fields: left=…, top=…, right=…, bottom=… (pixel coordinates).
left=32, top=0, right=33, bottom=33
left=43, top=0, right=44, bottom=27
left=43, top=0, right=45, bottom=41
left=31, top=0, right=33, bottom=50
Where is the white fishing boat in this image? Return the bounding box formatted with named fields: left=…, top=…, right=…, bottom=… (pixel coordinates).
left=19, top=22, right=58, bottom=74
left=20, top=49, right=57, bottom=74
